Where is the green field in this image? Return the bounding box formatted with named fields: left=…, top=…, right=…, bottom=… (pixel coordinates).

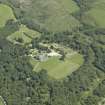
left=84, top=9, right=105, bottom=28
left=58, top=0, right=79, bottom=13
left=38, top=0, right=80, bottom=32
left=30, top=51, right=84, bottom=79
left=7, top=25, right=41, bottom=45
left=7, top=0, right=80, bottom=33
left=0, top=4, right=16, bottom=28
left=0, top=97, right=4, bottom=105
left=82, top=0, right=105, bottom=28
left=0, top=3, right=41, bottom=44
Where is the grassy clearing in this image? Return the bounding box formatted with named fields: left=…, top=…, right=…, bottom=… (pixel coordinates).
left=42, top=0, right=80, bottom=32
left=85, top=9, right=105, bottom=28
left=45, top=15, right=80, bottom=32
left=9, top=0, right=80, bottom=33
left=0, top=97, right=4, bottom=105
left=0, top=4, right=16, bottom=28
left=58, top=0, right=79, bottom=13
left=7, top=25, right=41, bottom=45
left=30, top=50, right=84, bottom=79
left=83, top=0, right=105, bottom=28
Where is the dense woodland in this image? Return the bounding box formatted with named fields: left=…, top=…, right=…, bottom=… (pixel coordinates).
left=0, top=0, right=105, bottom=105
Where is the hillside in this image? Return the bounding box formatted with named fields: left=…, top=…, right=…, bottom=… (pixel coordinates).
left=0, top=0, right=81, bottom=33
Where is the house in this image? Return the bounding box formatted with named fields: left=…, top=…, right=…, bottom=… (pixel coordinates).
left=47, top=50, right=62, bottom=57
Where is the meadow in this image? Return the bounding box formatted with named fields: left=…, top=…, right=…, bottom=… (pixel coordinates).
left=6, top=0, right=81, bottom=33
left=43, top=0, right=80, bottom=32
left=82, top=0, right=105, bottom=28
left=0, top=97, right=4, bottom=105
left=30, top=50, right=84, bottom=79
left=0, top=4, right=16, bottom=28
left=58, top=0, right=79, bottom=13
left=7, top=25, right=41, bottom=45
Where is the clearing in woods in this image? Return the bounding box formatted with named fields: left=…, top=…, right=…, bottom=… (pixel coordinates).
left=7, top=25, right=41, bottom=45
left=82, top=0, right=105, bottom=28
left=9, top=0, right=81, bottom=32
left=0, top=4, right=16, bottom=28
left=30, top=48, right=84, bottom=79
left=0, top=96, right=5, bottom=105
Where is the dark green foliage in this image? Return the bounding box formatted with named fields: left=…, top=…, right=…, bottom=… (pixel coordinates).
left=92, top=44, right=105, bottom=72
left=93, top=79, right=105, bottom=97
left=0, top=19, right=19, bottom=38
left=80, top=96, right=99, bottom=105
left=74, top=0, right=95, bottom=11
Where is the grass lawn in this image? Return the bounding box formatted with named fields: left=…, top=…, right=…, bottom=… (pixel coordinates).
left=7, top=25, right=41, bottom=45
left=30, top=51, right=84, bottom=79
left=0, top=4, right=16, bottom=28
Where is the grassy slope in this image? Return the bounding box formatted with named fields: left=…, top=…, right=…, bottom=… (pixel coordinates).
left=57, top=0, right=79, bottom=13
left=0, top=98, right=4, bottom=105
left=82, top=0, right=105, bottom=28
left=0, top=4, right=16, bottom=28
left=30, top=52, right=84, bottom=79
left=6, top=0, right=80, bottom=33
left=42, top=0, right=80, bottom=32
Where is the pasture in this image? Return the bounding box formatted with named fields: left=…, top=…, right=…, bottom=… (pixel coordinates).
left=0, top=97, right=4, bottom=105
left=58, top=0, right=79, bottom=13
left=30, top=49, right=84, bottom=79
left=9, top=0, right=80, bottom=33
left=0, top=4, right=16, bottom=28
left=83, top=0, right=105, bottom=28
left=7, top=25, right=41, bottom=45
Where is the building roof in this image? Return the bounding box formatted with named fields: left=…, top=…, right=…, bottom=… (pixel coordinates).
left=47, top=50, right=61, bottom=57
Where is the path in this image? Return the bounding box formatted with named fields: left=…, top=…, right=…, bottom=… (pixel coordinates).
left=34, top=62, right=40, bottom=71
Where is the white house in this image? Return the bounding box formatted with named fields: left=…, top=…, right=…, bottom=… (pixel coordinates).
left=47, top=50, right=62, bottom=57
